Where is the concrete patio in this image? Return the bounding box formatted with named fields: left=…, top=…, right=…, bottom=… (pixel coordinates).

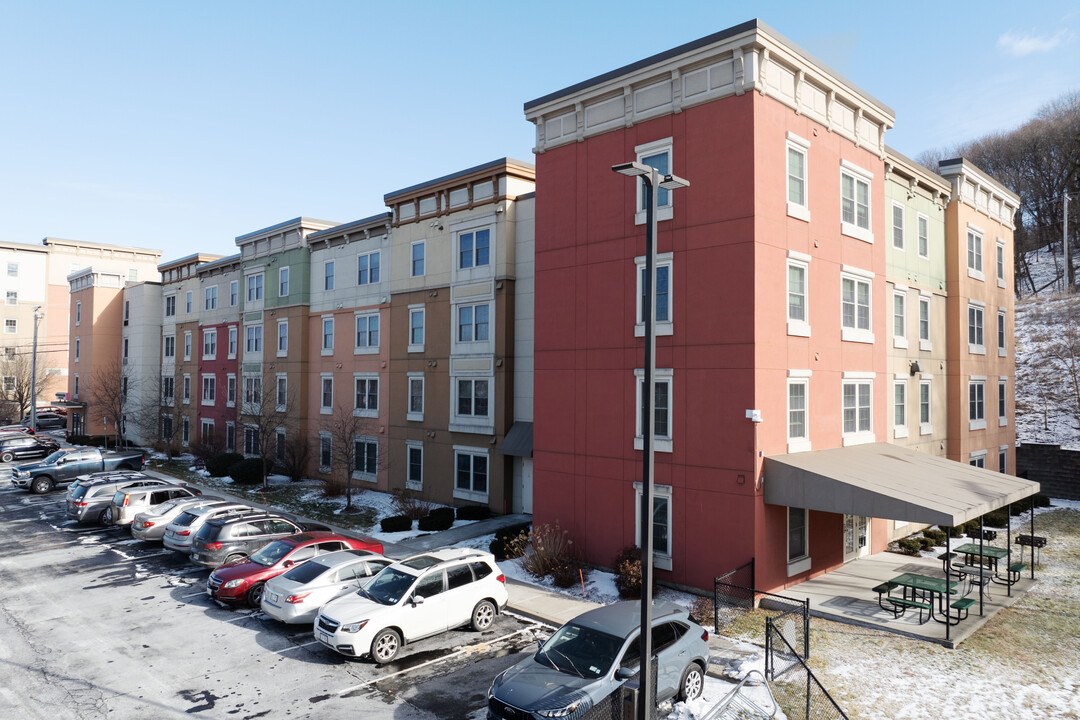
left=788, top=551, right=1036, bottom=648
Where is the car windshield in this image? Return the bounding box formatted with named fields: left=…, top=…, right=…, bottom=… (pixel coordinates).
left=536, top=623, right=625, bottom=679
left=194, top=523, right=217, bottom=541
left=361, top=567, right=417, bottom=605
left=284, top=561, right=331, bottom=584
left=70, top=485, right=91, bottom=501
left=173, top=511, right=198, bottom=527
left=248, top=540, right=295, bottom=567
left=148, top=499, right=181, bottom=516
left=43, top=451, right=65, bottom=463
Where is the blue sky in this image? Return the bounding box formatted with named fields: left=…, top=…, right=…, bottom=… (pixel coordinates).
left=1, top=1, right=1077, bottom=262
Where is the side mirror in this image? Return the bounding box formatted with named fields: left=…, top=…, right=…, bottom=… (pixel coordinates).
left=615, top=668, right=636, bottom=681
left=282, top=560, right=294, bottom=568
left=411, top=594, right=425, bottom=606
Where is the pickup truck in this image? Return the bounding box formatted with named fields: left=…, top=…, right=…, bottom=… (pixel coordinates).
left=11, top=447, right=146, bottom=494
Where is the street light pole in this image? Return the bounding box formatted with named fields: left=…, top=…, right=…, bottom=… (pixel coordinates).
left=612, top=161, right=688, bottom=720
left=30, top=306, right=43, bottom=431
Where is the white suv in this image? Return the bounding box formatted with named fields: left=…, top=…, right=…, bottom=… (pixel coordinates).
left=315, top=548, right=508, bottom=663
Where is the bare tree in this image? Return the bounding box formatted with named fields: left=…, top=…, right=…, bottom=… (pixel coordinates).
left=320, top=403, right=384, bottom=512
left=1, top=348, right=47, bottom=421
left=239, top=370, right=300, bottom=491
left=89, top=359, right=137, bottom=446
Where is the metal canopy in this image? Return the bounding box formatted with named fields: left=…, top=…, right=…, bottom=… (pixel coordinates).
left=497, top=422, right=533, bottom=458
left=763, top=443, right=1040, bottom=527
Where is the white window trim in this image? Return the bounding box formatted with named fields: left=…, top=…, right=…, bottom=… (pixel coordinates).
left=353, top=373, right=379, bottom=419
left=840, top=160, right=874, bottom=244
left=408, top=304, right=425, bottom=353
left=318, top=431, right=331, bottom=473
left=786, top=132, right=811, bottom=223
left=917, top=212, right=930, bottom=259
left=323, top=260, right=336, bottom=291
left=75, top=301, right=81, bottom=326
left=786, top=252, right=811, bottom=337
left=321, top=314, right=335, bottom=356
left=968, top=302, right=986, bottom=355
left=840, top=267, right=874, bottom=344
left=226, top=373, right=236, bottom=409
left=787, top=376, right=811, bottom=453
left=351, top=435, right=379, bottom=482
left=634, top=252, right=674, bottom=337
left=405, top=440, right=424, bottom=491
left=634, top=368, right=673, bottom=453
left=407, top=372, right=424, bottom=422
left=967, top=227, right=985, bottom=281
left=183, top=331, right=192, bottom=361
left=893, top=377, right=908, bottom=439
left=969, top=449, right=988, bottom=467
left=182, top=373, right=191, bottom=405
left=450, top=375, right=495, bottom=434
left=278, top=266, right=290, bottom=297
left=633, top=481, right=673, bottom=571
left=202, top=329, right=217, bottom=361
left=919, top=378, right=933, bottom=436
left=453, top=446, right=491, bottom=503
left=634, top=137, right=675, bottom=226
left=410, top=240, right=426, bottom=278
left=356, top=250, right=381, bottom=286
left=229, top=280, right=238, bottom=307
left=918, top=293, right=932, bottom=352
left=891, top=200, right=905, bottom=250
left=201, top=373, right=216, bottom=407
left=319, top=373, right=334, bottom=415
left=786, top=506, right=811, bottom=577
left=997, top=309, right=1007, bottom=357
left=354, top=310, right=380, bottom=355
left=996, top=239, right=1007, bottom=288
left=841, top=376, right=875, bottom=446
left=275, top=373, right=287, bottom=413
left=276, top=319, right=288, bottom=358
left=969, top=376, right=987, bottom=431
left=892, top=288, right=908, bottom=349
left=227, top=326, right=238, bottom=360
left=998, top=377, right=1008, bottom=427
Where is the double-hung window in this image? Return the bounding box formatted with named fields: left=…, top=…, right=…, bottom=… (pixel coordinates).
left=840, top=161, right=873, bottom=242
left=892, top=289, right=907, bottom=349
left=75, top=300, right=81, bottom=323
left=917, top=213, right=929, bottom=258
left=842, top=374, right=874, bottom=445
left=162, top=376, right=174, bottom=404
left=634, top=482, right=672, bottom=570
left=458, top=229, right=490, bottom=269
left=227, top=374, right=236, bottom=407
left=457, top=378, right=489, bottom=418
left=996, top=241, right=1006, bottom=288
left=967, top=228, right=984, bottom=280
left=247, top=273, right=263, bottom=302
left=165, top=295, right=176, bottom=317
left=319, top=433, right=331, bottom=470
left=321, top=317, right=335, bottom=354
left=786, top=254, right=810, bottom=337
left=354, top=375, right=378, bottom=417
left=201, top=375, right=216, bottom=404
left=997, top=310, right=1007, bottom=356
left=635, top=253, right=673, bottom=336
left=454, top=448, right=489, bottom=502
left=891, top=202, right=905, bottom=250
left=204, top=286, right=217, bottom=310
left=634, top=368, right=673, bottom=453
left=786, top=132, right=810, bottom=222
left=355, top=312, right=379, bottom=353
left=353, top=437, right=378, bottom=480
left=275, top=374, right=287, bottom=411
left=185, top=291, right=192, bottom=314
left=279, top=267, right=289, bottom=297
left=357, top=252, right=380, bottom=285
left=408, top=306, right=425, bottom=352
left=407, top=373, right=424, bottom=421
left=202, top=330, right=216, bottom=359
left=411, top=241, right=425, bottom=277
left=893, top=379, right=907, bottom=438
left=457, top=303, right=489, bottom=343
left=245, top=325, right=262, bottom=354
left=918, top=294, right=932, bottom=351
left=969, top=377, right=986, bottom=430
left=968, top=303, right=985, bottom=354
left=182, top=374, right=191, bottom=403
left=183, top=332, right=192, bottom=361
left=787, top=507, right=809, bottom=575
left=324, top=261, right=335, bottom=291
left=787, top=375, right=810, bottom=453
left=230, top=281, right=238, bottom=306
left=228, top=326, right=238, bottom=358
left=74, top=337, right=80, bottom=362
left=998, top=378, right=1008, bottom=426
left=320, top=375, right=333, bottom=414
left=277, top=320, right=288, bottom=356
left=840, top=269, right=873, bottom=343
left=243, top=376, right=261, bottom=405
left=163, top=335, right=175, bottom=359
left=406, top=442, right=423, bottom=490
left=919, top=379, right=932, bottom=435
left=634, top=137, right=674, bottom=225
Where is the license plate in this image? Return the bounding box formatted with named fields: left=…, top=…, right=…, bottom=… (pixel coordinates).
left=265, top=592, right=279, bottom=604
left=318, top=631, right=331, bottom=645
left=206, top=585, right=213, bottom=596
left=191, top=553, right=199, bottom=560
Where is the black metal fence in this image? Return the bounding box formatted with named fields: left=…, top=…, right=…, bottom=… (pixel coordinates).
left=713, top=564, right=810, bottom=661
left=578, top=657, right=657, bottom=720
left=765, top=617, right=848, bottom=720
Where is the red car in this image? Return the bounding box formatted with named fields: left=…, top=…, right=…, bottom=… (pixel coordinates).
left=206, top=532, right=383, bottom=606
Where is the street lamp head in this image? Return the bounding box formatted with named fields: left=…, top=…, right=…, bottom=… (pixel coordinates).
left=612, top=161, right=650, bottom=178
left=658, top=173, right=690, bottom=191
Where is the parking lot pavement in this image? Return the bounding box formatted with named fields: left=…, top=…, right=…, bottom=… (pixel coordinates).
left=0, top=486, right=551, bottom=719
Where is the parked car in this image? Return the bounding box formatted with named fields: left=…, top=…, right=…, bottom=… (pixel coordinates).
left=21, top=413, right=65, bottom=430
left=162, top=502, right=260, bottom=554
left=261, top=549, right=393, bottom=624
left=130, top=496, right=224, bottom=542
left=0, top=425, right=34, bottom=435
left=315, top=548, right=508, bottom=662
left=487, top=600, right=710, bottom=720
left=66, top=469, right=149, bottom=500
left=108, top=483, right=202, bottom=526
left=10, top=446, right=145, bottom=493
left=1, top=436, right=60, bottom=464
left=65, top=475, right=170, bottom=525
left=190, top=512, right=331, bottom=568
left=207, top=533, right=384, bottom=607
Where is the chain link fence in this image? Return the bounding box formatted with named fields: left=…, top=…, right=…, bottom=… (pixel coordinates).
left=713, top=560, right=809, bottom=661
left=765, top=617, right=848, bottom=720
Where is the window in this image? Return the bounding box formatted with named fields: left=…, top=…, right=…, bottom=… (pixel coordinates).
left=357, top=252, right=380, bottom=285
left=999, top=447, right=1007, bottom=473
left=165, top=295, right=176, bottom=317
left=2, top=347, right=13, bottom=362
left=227, top=374, right=236, bottom=407
left=998, top=379, right=1007, bottom=426
left=894, top=380, right=907, bottom=438
left=3, top=375, right=15, bottom=393
left=320, top=375, right=333, bottom=413
left=183, top=331, right=192, bottom=361
left=458, top=229, right=490, bottom=269
left=787, top=378, right=809, bottom=452
left=228, top=326, right=237, bottom=358
left=919, top=379, right=932, bottom=435
left=182, top=374, right=191, bottom=403
left=969, top=452, right=986, bottom=469
left=892, top=290, right=907, bottom=348
left=6, top=263, right=16, bottom=277
left=247, top=273, right=263, bottom=301
left=635, top=137, right=674, bottom=224
left=185, top=291, right=192, bottom=314
left=162, top=376, right=175, bottom=403
left=163, top=335, right=175, bottom=359
left=355, top=313, right=379, bottom=352
left=842, top=377, right=873, bottom=445
left=787, top=507, right=808, bottom=573
left=634, top=482, right=672, bottom=569
left=75, top=300, right=81, bottom=323
left=201, top=375, right=216, bottom=404
left=123, top=300, right=129, bottom=326
left=996, top=241, right=1006, bottom=287
left=457, top=378, right=489, bottom=418
left=319, top=433, right=332, bottom=470
left=406, top=442, right=423, bottom=490
left=74, top=337, right=80, bottom=361
left=634, top=368, right=673, bottom=453
left=204, top=286, right=217, bottom=310
left=411, top=241, right=425, bottom=277
left=634, top=253, right=673, bottom=336
left=245, top=426, right=260, bottom=456
left=322, top=317, right=334, bottom=353
left=275, top=429, right=286, bottom=463
left=840, top=162, right=872, bottom=242
left=407, top=374, right=424, bottom=421
left=246, top=325, right=262, bottom=353
left=969, top=379, right=986, bottom=430
left=276, top=374, right=287, bottom=411
left=243, top=376, right=261, bottom=405
left=354, top=375, right=378, bottom=416
left=230, top=281, right=238, bottom=306
left=275, top=320, right=287, bottom=356
left=352, top=437, right=378, bottom=479
left=74, top=374, right=80, bottom=396
left=918, top=295, right=931, bottom=350
left=457, top=303, right=489, bottom=342
left=279, top=267, right=289, bottom=297
left=2, top=319, right=13, bottom=334
left=226, top=422, right=236, bottom=452
left=202, top=329, right=216, bottom=359
left=786, top=133, right=810, bottom=221
left=454, top=448, right=489, bottom=501
left=161, top=414, right=173, bottom=440
left=181, top=416, right=190, bottom=445
left=121, top=377, right=127, bottom=400
left=324, top=261, right=335, bottom=291
left=841, top=271, right=873, bottom=343
left=997, top=310, right=1006, bottom=356
left=786, top=257, right=809, bottom=336
left=891, top=202, right=905, bottom=250
left=409, top=307, right=425, bottom=351
left=123, top=338, right=129, bottom=360
left=967, top=229, right=983, bottom=279
left=917, top=214, right=929, bottom=258
left=968, top=304, right=985, bottom=353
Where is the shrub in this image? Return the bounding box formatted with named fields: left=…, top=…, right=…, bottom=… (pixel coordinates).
left=896, top=538, right=923, bottom=555
left=948, top=525, right=966, bottom=538
left=457, top=505, right=491, bottom=521
left=277, top=436, right=310, bottom=482
left=981, top=509, right=1009, bottom=528
left=489, top=523, right=532, bottom=560
left=380, top=515, right=413, bottom=533
left=392, top=489, right=434, bottom=521
left=916, top=537, right=934, bottom=550
left=521, top=522, right=574, bottom=579
left=552, top=560, right=588, bottom=589
left=427, top=507, right=456, bottom=522
left=614, top=546, right=645, bottom=598
left=1036, top=494, right=1051, bottom=508
left=418, top=514, right=454, bottom=532
left=690, top=596, right=716, bottom=627
left=228, top=457, right=265, bottom=485
left=921, top=529, right=946, bottom=546
left=206, top=453, right=244, bottom=478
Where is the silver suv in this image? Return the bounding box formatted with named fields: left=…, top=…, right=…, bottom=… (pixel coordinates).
left=108, top=483, right=202, bottom=526
left=66, top=476, right=170, bottom=525
left=130, top=495, right=224, bottom=542
left=163, top=502, right=259, bottom=554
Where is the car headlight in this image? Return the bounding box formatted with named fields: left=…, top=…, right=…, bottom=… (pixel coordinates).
left=537, top=702, right=582, bottom=718
left=222, top=579, right=246, bottom=589
left=341, top=620, right=368, bottom=633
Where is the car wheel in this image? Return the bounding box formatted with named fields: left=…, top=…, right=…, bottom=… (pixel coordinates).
left=471, top=600, right=496, bottom=631
left=1, top=452, right=13, bottom=463
left=246, top=583, right=265, bottom=607
left=679, top=663, right=704, bottom=701
left=371, top=628, right=401, bottom=664
left=225, top=554, right=246, bottom=564
left=31, top=477, right=53, bottom=494
left=101, top=507, right=114, bottom=525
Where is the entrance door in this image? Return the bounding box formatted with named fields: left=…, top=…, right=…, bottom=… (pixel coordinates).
left=512, top=458, right=533, bottom=515
left=843, top=514, right=869, bottom=562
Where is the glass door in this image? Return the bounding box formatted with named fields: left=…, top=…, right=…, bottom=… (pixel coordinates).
left=843, top=514, right=869, bottom=562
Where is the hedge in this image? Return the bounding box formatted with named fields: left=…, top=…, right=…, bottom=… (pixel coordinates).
left=380, top=515, right=413, bottom=533
left=456, top=505, right=491, bottom=521
left=207, top=453, right=244, bottom=478
left=228, top=457, right=265, bottom=484
left=418, top=514, right=454, bottom=532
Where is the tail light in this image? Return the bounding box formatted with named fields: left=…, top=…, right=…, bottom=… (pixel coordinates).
left=285, top=593, right=310, bottom=604
left=701, top=629, right=709, bottom=641
left=121, top=494, right=131, bottom=507
left=178, top=530, right=190, bottom=536
left=141, top=521, right=155, bottom=529
left=497, top=574, right=506, bottom=583
left=74, top=502, right=88, bottom=507
left=205, top=542, right=223, bottom=550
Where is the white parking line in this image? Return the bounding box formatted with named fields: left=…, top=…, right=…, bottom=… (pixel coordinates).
left=334, top=625, right=539, bottom=696
left=221, top=611, right=258, bottom=622
left=181, top=590, right=208, bottom=599
left=273, top=639, right=322, bottom=653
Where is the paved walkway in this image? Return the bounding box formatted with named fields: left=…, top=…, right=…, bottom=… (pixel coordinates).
left=389, top=513, right=532, bottom=555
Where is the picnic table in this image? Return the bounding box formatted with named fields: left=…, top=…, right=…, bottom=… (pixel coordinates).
left=952, top=543, right=1009, bottom=573
left=877, top=573, right=959, bottom=624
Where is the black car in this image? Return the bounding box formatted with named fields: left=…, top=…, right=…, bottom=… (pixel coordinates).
left=0, top=436, right=60, bottom=463
left=190, top=512, right=331, bottom=567
left=21, top=413, right=65, bottom=430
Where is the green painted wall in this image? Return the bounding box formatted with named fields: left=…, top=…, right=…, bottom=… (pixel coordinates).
left=884, top=178, right=947, bottom=290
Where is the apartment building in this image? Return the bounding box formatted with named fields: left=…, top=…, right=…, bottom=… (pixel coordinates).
left=65, top=269, right=127, bottom=437
left=194, top=254, right=243, bottom=453
left=524, top=20, right=1029, bottom=593
left=119, top=281, right=163, bottom=445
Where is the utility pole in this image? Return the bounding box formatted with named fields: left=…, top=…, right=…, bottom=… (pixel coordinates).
left=1065, top=191, right=1071, bottom=292
left=30, top=306, right=43, bottom=431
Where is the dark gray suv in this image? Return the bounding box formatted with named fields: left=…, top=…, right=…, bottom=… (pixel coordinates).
left=66, top=476, right=173, bottom=525
left=189, top=512, right=331, bottom=567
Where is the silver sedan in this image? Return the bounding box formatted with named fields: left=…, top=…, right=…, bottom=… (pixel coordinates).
left=130, top=496, right=224, bottom=542
left=261, top=549, right=391, bottom=624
